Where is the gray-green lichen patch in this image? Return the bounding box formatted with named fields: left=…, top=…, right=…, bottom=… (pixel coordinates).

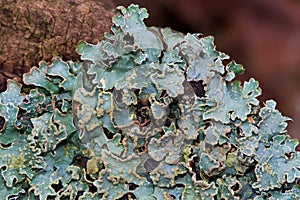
left=0, top=3, right=299, bottom=200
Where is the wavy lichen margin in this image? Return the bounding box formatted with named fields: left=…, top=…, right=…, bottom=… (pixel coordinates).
left=0, top=4, right=299, bottom=200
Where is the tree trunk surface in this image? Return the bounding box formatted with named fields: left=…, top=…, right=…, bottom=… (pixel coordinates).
left=0, top=0, right=114, bottom=91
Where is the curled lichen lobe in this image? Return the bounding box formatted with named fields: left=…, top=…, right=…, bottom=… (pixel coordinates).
left=0, top=4, right=299, bottom=200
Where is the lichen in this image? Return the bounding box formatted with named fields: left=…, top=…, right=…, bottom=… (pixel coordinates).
left=0, top=4, right=299, bottom=200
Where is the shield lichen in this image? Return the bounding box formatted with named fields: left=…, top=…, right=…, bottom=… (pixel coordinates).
left=0, top=4, right=299, bottom=200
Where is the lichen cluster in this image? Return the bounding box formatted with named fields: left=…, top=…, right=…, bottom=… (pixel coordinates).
left=0, top=4, right=299, bottom=200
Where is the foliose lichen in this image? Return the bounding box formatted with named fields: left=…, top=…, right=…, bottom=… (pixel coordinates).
left=0, top=4, right=299, bottom=200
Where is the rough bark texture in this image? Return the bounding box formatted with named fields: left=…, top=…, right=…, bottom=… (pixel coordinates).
left=0, top=0, right=114, bottom=91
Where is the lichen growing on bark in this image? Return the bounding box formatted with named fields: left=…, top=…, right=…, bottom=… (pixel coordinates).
left=0, top=4, right=299, bottom=200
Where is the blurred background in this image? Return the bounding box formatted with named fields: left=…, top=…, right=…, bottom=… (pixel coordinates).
left=112, top=0, right=300, bottom=143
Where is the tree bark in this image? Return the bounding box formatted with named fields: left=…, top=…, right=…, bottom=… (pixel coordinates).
left=0, top=0, right=114, bottom=91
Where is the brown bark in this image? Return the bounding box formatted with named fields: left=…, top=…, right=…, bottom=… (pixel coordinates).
left=0, top=0, right=114, bottom=91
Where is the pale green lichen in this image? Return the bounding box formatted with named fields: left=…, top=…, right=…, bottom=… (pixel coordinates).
left=0, top=4, right=299, bottom=200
